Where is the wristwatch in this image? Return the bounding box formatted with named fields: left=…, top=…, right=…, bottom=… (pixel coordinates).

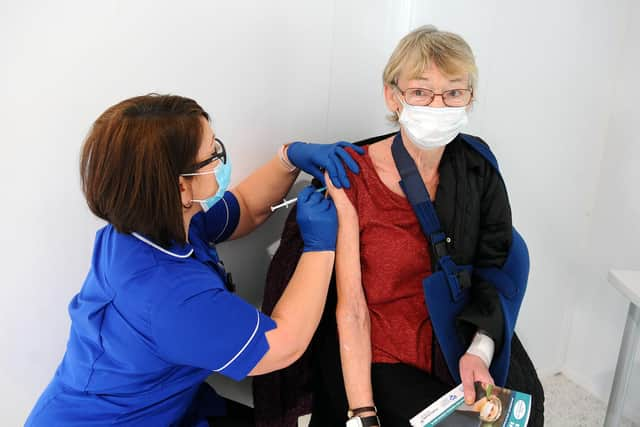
left=346, top=415, right=380, bottom=427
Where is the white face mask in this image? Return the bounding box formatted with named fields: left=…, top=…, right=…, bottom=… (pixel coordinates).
left=397, top=100, right=469, bottom=150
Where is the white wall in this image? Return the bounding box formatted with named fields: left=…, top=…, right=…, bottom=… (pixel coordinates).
left=2, top=0, right=637, bottom=424
left=564, top=0, right=640, bottom=415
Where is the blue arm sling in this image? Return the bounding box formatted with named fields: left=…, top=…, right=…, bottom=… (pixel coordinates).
left=390, top=132, right=529, bottom=385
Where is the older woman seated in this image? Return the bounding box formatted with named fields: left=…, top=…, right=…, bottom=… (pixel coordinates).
left=311, top=25, right=527, bottom=427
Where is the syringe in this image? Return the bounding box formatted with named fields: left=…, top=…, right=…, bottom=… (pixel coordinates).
left=270, top=187, right=327, bottom=212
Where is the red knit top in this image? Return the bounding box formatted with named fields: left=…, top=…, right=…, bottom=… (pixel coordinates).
left=344, top=145, right=434, bottom=373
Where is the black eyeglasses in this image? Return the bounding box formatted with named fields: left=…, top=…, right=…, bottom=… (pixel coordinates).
left=189, top=137, right=227, bottom=172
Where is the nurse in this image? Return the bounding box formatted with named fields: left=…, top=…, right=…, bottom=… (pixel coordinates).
left=26, top=94, right=363, bottom=426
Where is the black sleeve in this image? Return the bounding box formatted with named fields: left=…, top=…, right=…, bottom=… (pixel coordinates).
left=456, top=162, right=512, bottom=352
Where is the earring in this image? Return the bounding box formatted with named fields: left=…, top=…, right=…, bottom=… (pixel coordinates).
left=182, top=201, right=193, bottom=209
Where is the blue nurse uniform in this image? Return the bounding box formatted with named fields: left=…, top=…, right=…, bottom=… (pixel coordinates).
left=26, top=192, right=276, bottom=426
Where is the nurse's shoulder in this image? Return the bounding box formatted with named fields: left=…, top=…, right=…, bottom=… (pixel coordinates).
left=93, top=224, right=226, bottom=303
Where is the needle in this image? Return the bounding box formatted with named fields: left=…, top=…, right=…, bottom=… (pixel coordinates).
left=270, top=187, right=327, bottom=212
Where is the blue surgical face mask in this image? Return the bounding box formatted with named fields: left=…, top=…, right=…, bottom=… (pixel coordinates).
left=181, top=157, right=232, bottom=212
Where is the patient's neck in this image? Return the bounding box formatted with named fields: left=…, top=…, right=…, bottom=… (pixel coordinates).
left=401, top=129, right=444, bottom=182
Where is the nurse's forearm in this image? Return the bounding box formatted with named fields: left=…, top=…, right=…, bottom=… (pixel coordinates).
left=249, top=250, right=334, bottom=375
left=231, top=152, right=299, bottom=238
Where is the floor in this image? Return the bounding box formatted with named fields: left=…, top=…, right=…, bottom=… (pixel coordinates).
left=541, top=373, right=638, bottom=427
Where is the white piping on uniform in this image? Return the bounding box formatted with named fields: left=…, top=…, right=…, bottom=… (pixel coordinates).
left=212, top=197, right=230, bottom=242
left=132, top=232, right=194, bottom=259
left=213, top=309, right=260, bottom=373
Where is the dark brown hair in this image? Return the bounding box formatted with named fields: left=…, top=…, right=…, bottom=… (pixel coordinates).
left=80, top=94, right=210, bottom=247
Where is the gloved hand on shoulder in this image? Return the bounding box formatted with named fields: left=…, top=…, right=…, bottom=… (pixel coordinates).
left=296, top=185, right=337, bottom=252
left=286, top=141, right=364, bottom=189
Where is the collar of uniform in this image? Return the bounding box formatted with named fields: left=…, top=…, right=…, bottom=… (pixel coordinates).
left=131, top=232, right=194, bottom=259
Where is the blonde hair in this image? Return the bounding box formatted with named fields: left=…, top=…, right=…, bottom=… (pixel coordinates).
left=383, top=25, right=477, bottom=121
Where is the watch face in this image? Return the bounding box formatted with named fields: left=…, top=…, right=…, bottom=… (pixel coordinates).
left=346, top=417, right=363, bottom=427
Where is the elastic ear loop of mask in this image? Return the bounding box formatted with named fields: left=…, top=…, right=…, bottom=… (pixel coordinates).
left=181, top=165, right=221, bottom=208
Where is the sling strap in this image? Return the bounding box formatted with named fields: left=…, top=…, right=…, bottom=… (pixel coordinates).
left=390, top=132, right=472, bottom=301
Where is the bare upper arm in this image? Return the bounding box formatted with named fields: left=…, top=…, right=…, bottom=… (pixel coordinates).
left=333, top=193, right=369, bottom=317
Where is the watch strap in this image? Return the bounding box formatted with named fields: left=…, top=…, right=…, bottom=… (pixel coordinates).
left=347, top=405, right=377, bottom=418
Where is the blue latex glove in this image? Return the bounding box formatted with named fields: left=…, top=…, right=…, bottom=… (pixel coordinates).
left=286, top=141, right=365, bottom=189
left=296, top=185, right=337, bottom=252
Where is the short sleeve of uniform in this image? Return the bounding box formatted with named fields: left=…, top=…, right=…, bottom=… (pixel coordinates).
left=191, top=191, right=240, bottom=244
left=152, top=268, right=276, bottom=381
